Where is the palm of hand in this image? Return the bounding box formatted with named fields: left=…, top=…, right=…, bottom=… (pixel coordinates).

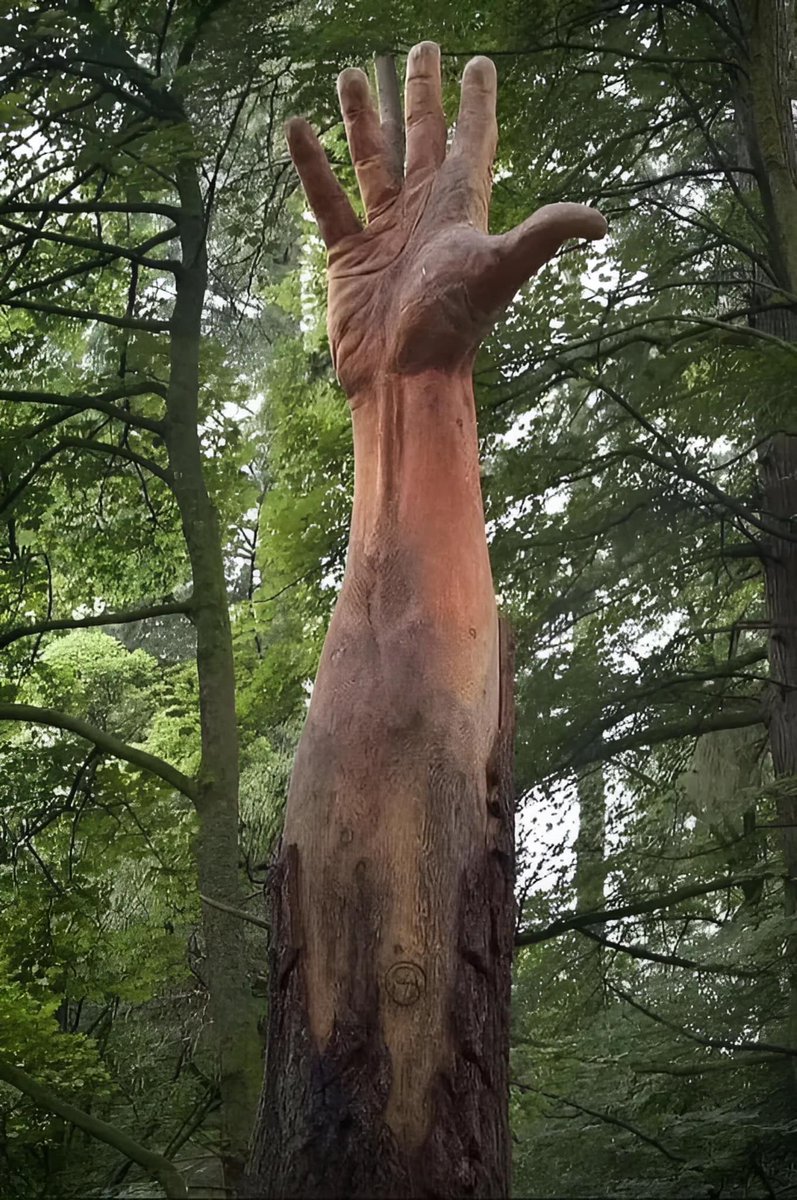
left=287, top=43, right=606, bottom=401
left=327, top=187, right=492, bottom=395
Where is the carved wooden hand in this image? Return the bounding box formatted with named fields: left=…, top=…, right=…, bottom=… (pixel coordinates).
left=251, top=43, right=607, bottom=1198
left=286, top=41, right=606, bottom=400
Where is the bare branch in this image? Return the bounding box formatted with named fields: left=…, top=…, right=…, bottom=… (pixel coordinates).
left=512, top=1079, right=686, bottom=1163
left=578, top=927, right=761, bottom=978
left=515, top=872, right=775, bottom=947
left=0, top=216, right=180, bottom=273
left=374, top=54, right=404, bottom=178
left=0, top=601, right=192, bottom=650
left=200, top=894, right=270, bottom=930
left=609, top=982, right=797, bottom=1058
left=0, top=295, right=170, bottom=332
left=0, top=200, right=181, bottom=219
left=568, top=707, right=764, bottom=769
left=0, top=383, right=166, bottom=433
left=0, top=444, right=63, bottom=515
left=56, top=436, right=171, bottom=483
left=632, top=1053, right=782, bottom=1076
left=565, top=651, right=767, bottom=768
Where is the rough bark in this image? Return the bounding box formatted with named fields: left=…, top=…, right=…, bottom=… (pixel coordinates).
left=737, top=0, right=797, bottom=1090
left=740, top=0, right=797, bottom=291
left=760, top=432, right=797, bottom=1085
left=164, top=160, right=261, bottom=1189
left=249, top=621, right=515, bottom=1198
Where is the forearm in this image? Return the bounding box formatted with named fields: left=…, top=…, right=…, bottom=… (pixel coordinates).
left=347, top=368, right=493, bottom=603
left=317, top=369, right=499, bottom=717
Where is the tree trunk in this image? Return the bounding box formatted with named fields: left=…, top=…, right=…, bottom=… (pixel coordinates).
left=248, top=616, right=514, bottom=1198
left=739, top=0, right=797, bottom=293
left=247, top=373, right=516, bottom=1195
left=759, top=433, right=797, bottom=1087
left=573, top=765, right=607, bottom=1001
left=165, top=160, right=262, bottom=1191
left=737, top=0, right=797, bottom=1090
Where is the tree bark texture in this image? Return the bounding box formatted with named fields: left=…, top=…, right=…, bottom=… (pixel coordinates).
left=249, top=614, right=515, bottom=1197
left=740, top=0, right=797, bottom=291
left=760, top=433, right=797, bottom=1085
left=247, top=43, right=606, bottom=1197
left=165, top=160, right=262, bottom=1189
left=247, top=371, right=516, bottom=1196
left=738, top=0, right=797, bottom=1089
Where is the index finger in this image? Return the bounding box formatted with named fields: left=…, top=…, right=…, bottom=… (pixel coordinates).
left=285, top=117, right=362, bottom=249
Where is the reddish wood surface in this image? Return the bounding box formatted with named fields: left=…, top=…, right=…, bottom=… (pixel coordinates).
left=247, top=43, right=605, bottom=1197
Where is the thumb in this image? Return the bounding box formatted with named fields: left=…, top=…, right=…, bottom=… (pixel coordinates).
left=474, top=203, right=607, bottom=312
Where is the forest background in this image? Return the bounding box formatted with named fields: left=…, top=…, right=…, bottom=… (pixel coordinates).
left=1, top=0, right=796, bottom=1196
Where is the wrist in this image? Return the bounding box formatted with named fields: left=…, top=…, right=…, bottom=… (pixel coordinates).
left=348, top=367, right=487, bottom=548
left=346, top=363, right=473, bottom=411
left=350, top=367, right=480, bottom=470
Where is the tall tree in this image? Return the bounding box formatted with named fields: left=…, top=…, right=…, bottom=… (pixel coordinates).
left=735, top=0, right=797, bottom=1087
left=0, top=0, right=295, bottom=1187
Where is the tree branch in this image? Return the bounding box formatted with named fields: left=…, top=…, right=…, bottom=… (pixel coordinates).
left=0, top=1057, right=187, bottom=1200
left=565, top=651, right=767, bottom=767
left=511, top=1079, right=685, bottom=1163
left=585, top=377, right=797, bottom=542
left=0, top=703, right=197, bottom=802
left=515, top=873, right=775, bottom=947
left=631, top=1053, right=782, bottom=1076
left=0, top=295, right=170, bottom=332
left=0, top=216, right=180, bottom=273
left=200, top=894, right=270, bottom=930
left=608, top=982, right=797, bottom=1058
left=374, top=54, right=404, bottom=178
left=0, top=383, right=166, bottom=434
left=56, top=436, right=171, bottom=483
left=0, top=601, right=192, bottom=650
left=0, top=444, right=63, bottom=515
left=568, top=707, right=764, bottom=769
left=577, top=926, right=761, bottom=978
left=0, top=200, right=181, bottom=219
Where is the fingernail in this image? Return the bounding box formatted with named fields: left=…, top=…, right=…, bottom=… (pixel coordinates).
left=337, top=67, right=372, bottom=113
left=408, top=41, right=440, bottom=64
left=462, top=56, right=497, bottom=90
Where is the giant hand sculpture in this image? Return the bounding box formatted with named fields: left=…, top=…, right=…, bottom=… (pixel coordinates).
left=249, top=43, right=605, bottom=1200
left=287, top=42, right=606, bottom=397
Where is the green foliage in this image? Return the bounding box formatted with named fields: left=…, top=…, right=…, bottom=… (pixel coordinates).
left=253, top=3, right=797, bottom=1195
left=1, top=0, right=797, bottom=1195
left=0, top=968, right=111, bottom=1155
